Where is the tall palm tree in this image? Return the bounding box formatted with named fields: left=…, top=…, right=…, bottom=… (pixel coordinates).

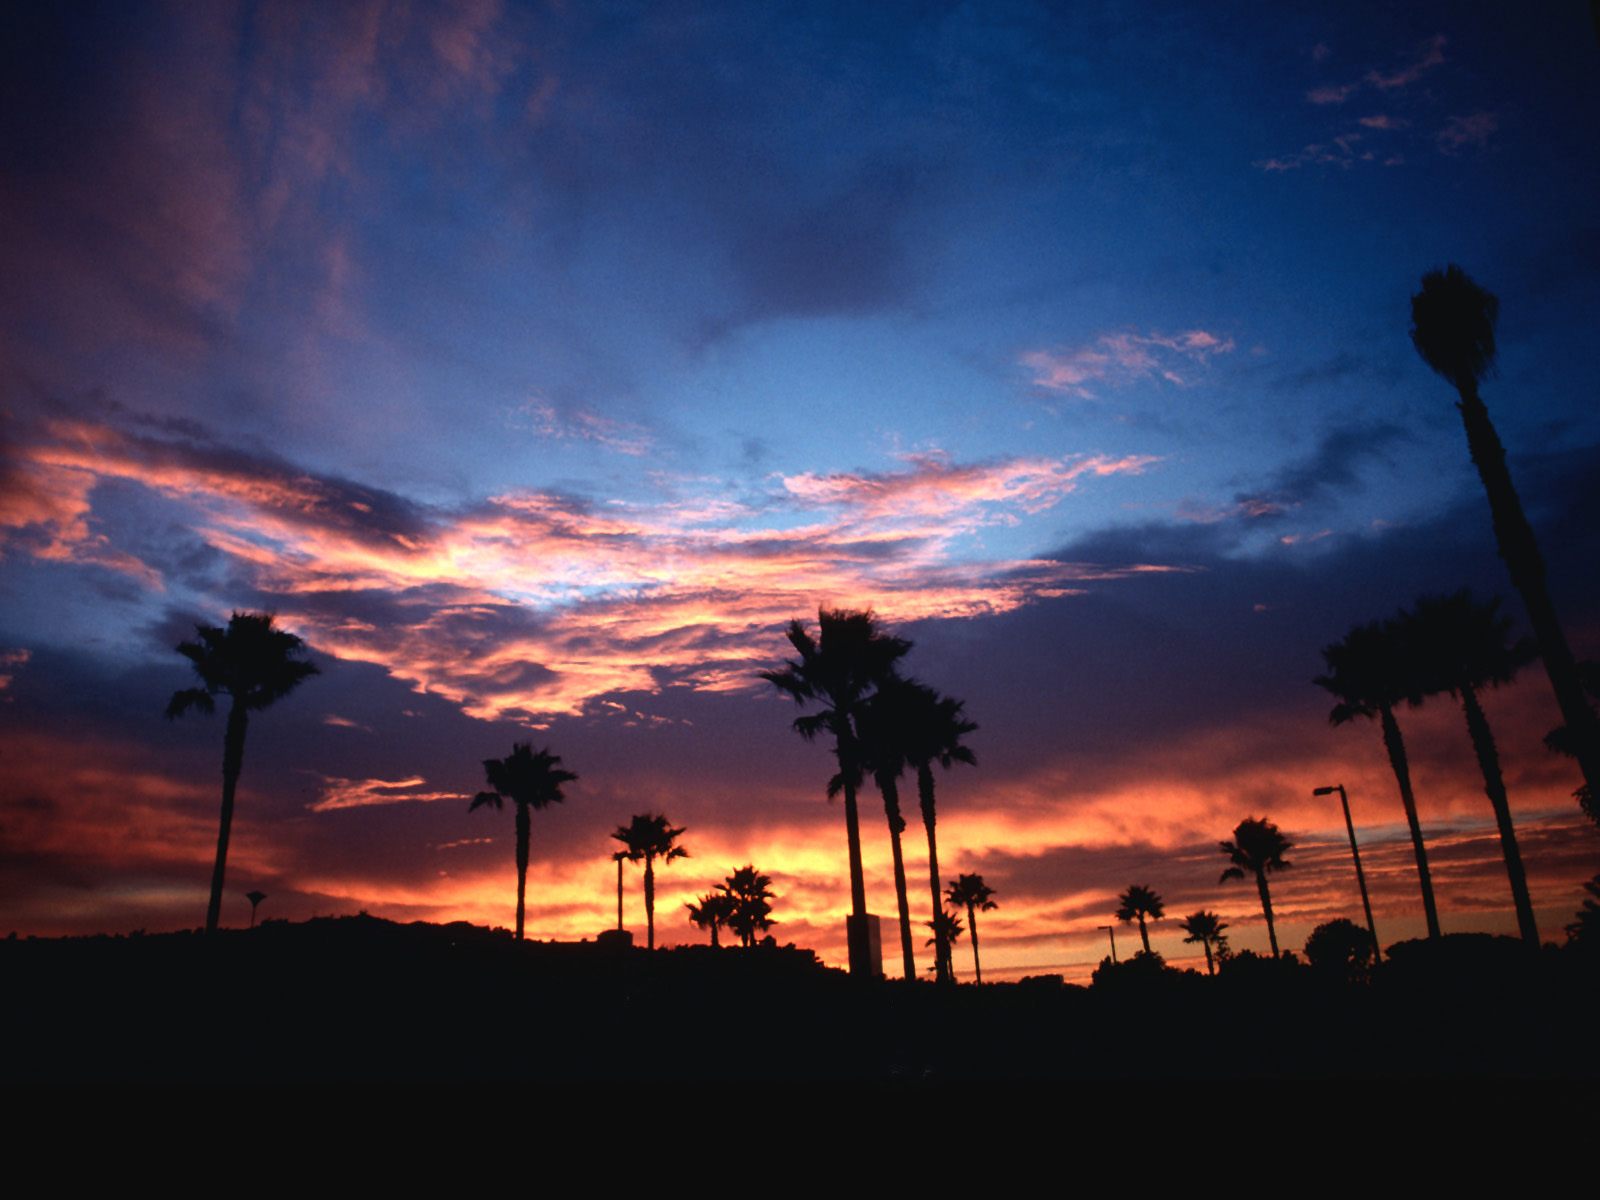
left=1400, top=590, right=1540, bottom=944
left=685, top=892, right=736, bottom=947
left=719, top=864, right=777, bottom=947
left=612, top=813, right=688, bottom=950
left=853, top=679, right=922, bottom=980
left=760, top=607, right=911, bottom=977
left=1116, top=884, right=1165, bottom=955
left=925, top=910, right=963, bottom=978
left=167, top=612, right=319, bottom=934
left=1411, top=265, right=1600, bottom=807
left=1180, top=910, right=1229, bottom=975
left=1316, top=619, right=1442, bottom=939
left=470, top=744, right=577, bottom=941
left=1219, top=817, right=1293, bottom=958
left=946, top=874, right=997, bottom=984
left=900, top=683, right=977, bottom=984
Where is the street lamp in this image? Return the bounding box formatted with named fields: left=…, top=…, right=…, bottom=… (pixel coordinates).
left=1097, top=924, right=1118, bottom=963
left=1314, top=783, right=1381, bottom=959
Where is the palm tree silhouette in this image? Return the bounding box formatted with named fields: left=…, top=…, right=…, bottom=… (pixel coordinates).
left=685, top=892, right=736, bottom=947
left=1316, top=619, right=1442, bottom=940
left=946, top=874, right=997, bottom=984
left=852, top=679, right=923, bottom=980
left=1411, top=265, right=1600, bottom=808
left=760, top=607, right=911, bottom=976
left=719, top=864, right=777, bottom=947
left=469, top=744, right=577, bottom=941
left=611, top=849, right=628, bottom=932
left=1179, top=910, right=1229, bottom=975
left=1546, top=661, right=1600, bottom=828
left=612, top=813, right=688, bottom=950
left=925, top=910, right=964, bottom=978
left=245, top=890, right=267, bottom=929
left=1116, top=884, right=1165, bottom=955
left=1219, top=817, right=1293, bottom=958
left=167, top=612, right=319, bottom=934
left=898, top=682, right=977, bottom=983
left=1400, top=590, right=1540, bottom=944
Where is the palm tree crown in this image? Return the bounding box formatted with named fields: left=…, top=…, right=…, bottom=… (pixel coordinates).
left=613, top=813, right=689, bottom=950
left=760, top=606, right=911, bottom=977
left=946, top=873, right=997, bottom=984
left=1219, top=817, right=1293, bottom=958
left=167, top=612, right=318, bottom=934
left=1410, top=263, right=1498, bottom=392
left=1116, top=884, right=1165, bottom=956
left=686, top=892, right=737, bottom=948
left=471, top=744, right=576, bottom=941
left=718, top=864, right=777, bottom=948
left=1179, top=910, right=1229, bottom=976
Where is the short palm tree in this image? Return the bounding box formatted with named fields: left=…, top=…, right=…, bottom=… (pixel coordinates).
left=1400, top=590, right=1540, bottom=943
left=1180, top=910, right=1229, bottom=975
left=1316, top=619, right=1442, bottom=939
left=946, top=874, right=997, bottom=984
left=719, top=864, right=777, bottom=947
left=1219, top=817, right=1293, bottom=958
left=613, top=813, right=688, bottom=950
left=899, top=682, right=977, bottom=983
left=167, top=612, right=319, bottom=934
left=470, top=744, right=577, bottom=940
left=686, top=892, right=736, bottom=947
left=1411, top=265, right=1600, bottom=808
left=1116, top=884, right=1165, bottom=955
left=245, top=890, right=267, bottom=929
left=760, top=607, right=911, bottom=976
left=925, top=910, right=964, bottom=977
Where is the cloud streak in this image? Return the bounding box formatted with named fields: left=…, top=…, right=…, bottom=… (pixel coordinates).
left=1021, top=330, right=1235, bottom=398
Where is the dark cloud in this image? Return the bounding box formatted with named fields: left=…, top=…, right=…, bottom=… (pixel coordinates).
left=1233, top=420, right=1411, bottom=516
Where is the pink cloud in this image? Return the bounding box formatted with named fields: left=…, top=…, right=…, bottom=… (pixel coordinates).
left=1307, top=84, right=1356, bottom=106
left=1022, top=329, right=1236, bottom=398
left=1366, top=34, right=1447, bottom=90
left=1437, top=112, right=1499, bottom=154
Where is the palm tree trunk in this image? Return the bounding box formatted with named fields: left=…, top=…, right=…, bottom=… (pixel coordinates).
left=838, top=735, right=871, bottom=976
left=514, top=801, right=530, bottom=941
left=1458, top=387, right=1600, bottom=804
left=1203, top=941, right=1214, bottom=976
left=205, top=701, right=248, bottom=934
left=644, top=856, right=656, bottom=950
left=1255, top=870, right=1279, bottom=958
left=1379, top=704, right=1442, bottom=939
left=918, top=764, right=950, bottom=983
left=1460, top=683, right=1540, bottom=944
left=879, top=775, right=916, bottom=980
left=615, top=857, right=623, bottom=931
left=966, top=902, right=982, bottom=984
left=1137, top=914, right=1150, bottom=955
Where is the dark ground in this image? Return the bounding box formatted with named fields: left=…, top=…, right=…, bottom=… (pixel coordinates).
left=5, top=915, right=1597, bottom=1082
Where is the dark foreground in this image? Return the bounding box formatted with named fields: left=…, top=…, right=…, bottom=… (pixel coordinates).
left=6, top=915, right=1598, bottom=1082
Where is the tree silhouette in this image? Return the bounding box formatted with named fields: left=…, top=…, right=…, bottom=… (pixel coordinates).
left=1304, top=918, right=1377, bottom=982
left=685, top=892, right=736, bottom=947
left=612, top=813, right=688, bottom=950
left=946, top=874, right=997, bottom=984
left=1566, top=874, right=1600, bottom=948
left=1400, top=590, right=1540, bottom=944
left=1219, top=817, right=1293, bottom=958
left=245, top=890, right=267, bottom=929
left=925, top=910, right=964, bottom=978
left=718, top=864, right=777, bottom=947
left=1316, top=620, right=1441, bottom=939
left=1116, top=884, right=1165, bottom=955
left=470, top=744, right=576, bottom=941
left=852, top=678, right=924, bottom=980
left=167, top=612, right=319, bottom=934
left=900, top=683, right=977, bottom=985
left=1179, top=910, right=1229, bottom=975
left=1545, top=662, right=1600, bottom=829
left=1410, top=265, right=1600, bottom=809
left=760, top=607, right=911, bottom=976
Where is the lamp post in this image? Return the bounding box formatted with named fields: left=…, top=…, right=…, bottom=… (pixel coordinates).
left=1098, top=924, right=1118, bottom=964
left=1314, top=783, right=1381, bottom=959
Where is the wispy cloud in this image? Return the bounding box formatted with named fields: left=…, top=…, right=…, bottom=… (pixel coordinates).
left=310, top=775, right=465, bottom=812
left=1021, top=330, right=1235, bottom=398
left=1437, top=111, right=1499, bottom=154
left=1366, top=34, right=1447, bottom=90
left=514, top=399, right=653, bottom=457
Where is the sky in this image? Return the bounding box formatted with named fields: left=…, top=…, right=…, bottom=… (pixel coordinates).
left=3, top=0, right=1599, bottom=981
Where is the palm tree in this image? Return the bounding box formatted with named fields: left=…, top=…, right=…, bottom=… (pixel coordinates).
left=1179, top=910, right=1229, bottom=975
left=946, top=874, right=997, bottom=984
left=853, top=679, right=922, bottom=980
left=612, top=813, right=688, bottom=950
left=1411, top=266, right=1600, bottom=808
left=1545, top=661, right=1600, bottom=829
left=685, top=892, right=736, bottom=947
left=167, top=612, right=319, bottom=934
left=719, top=864, right=777, bottom=947
left=898, top=682, right=977, bottom=984
left=1400, top=590, right=1540, bottom=944
left=470, top=744, right=576, bottom=941
left=760, top=607, right=911, bottom=977
left=611, top=849, right=628, bottom=932
left=1116, top=884, right=1165, bottom=955
left=1316, top=619, right=1442, bottom=939
left=1219, top=817, right=1293, bottom=957
left=925, top=910, right=964, bottom=978
left=245, top=890, right=267, bottom=929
